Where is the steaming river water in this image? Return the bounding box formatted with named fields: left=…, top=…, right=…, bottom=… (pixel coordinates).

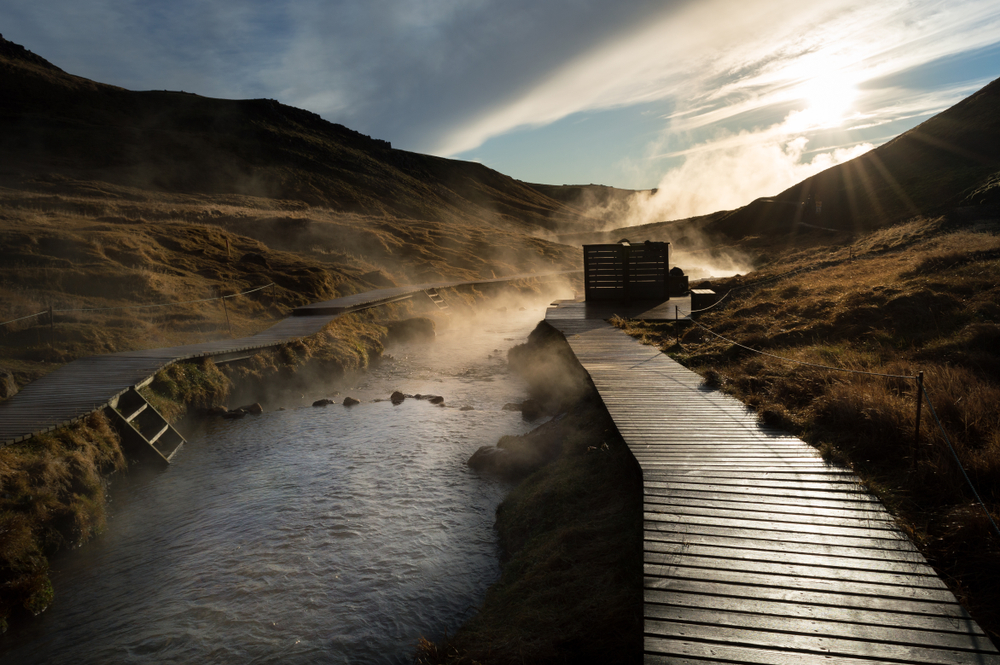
left=3, top=306, right=551, bottom=664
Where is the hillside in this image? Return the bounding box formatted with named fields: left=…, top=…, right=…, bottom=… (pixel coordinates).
left=0, top=35, right=599, bottom=390
left=0, top=34, right=628, bottom=236
left=707, top=76, right=1000, bottom=239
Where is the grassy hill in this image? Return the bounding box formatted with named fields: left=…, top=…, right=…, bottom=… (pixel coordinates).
left=707, top=77, right=1000, bottom=239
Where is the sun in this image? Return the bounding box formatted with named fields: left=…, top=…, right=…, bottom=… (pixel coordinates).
left=789, top=73, right=859, bottom=130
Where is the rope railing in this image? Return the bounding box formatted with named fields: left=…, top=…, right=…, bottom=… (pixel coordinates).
left=0, top=310, right=50, bottom=327
left=920, top=382, right=1000, bottom=539
left=691, top=266, right=809, bottom=315
left=679, top=311, right=916, bottom=380
left=1, top=283, right=276, bottom=327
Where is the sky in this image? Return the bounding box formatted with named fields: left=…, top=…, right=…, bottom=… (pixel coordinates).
left=4, top=0, right=1000, bottom=222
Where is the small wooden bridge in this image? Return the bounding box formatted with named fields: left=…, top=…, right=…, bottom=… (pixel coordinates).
left=545, top=298, right=1000, bottom=664
left=0, top=272, right=570, bottom=453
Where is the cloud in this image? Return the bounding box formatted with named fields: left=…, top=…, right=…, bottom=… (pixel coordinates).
left=436, top=0, right=1000, bottom=156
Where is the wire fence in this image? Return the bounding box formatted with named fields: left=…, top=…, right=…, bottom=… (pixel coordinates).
left=661, top=302, right=1000, bottom=539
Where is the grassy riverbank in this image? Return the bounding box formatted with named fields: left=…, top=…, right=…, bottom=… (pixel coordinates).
left=612, top=216, right=1000, bottom=642
left=418, top=323, right=644, bottom=664
left=0, top=412, right=125, bottom=631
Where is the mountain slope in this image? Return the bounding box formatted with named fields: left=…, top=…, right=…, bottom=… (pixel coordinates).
left=0, top=35, right=624, bottom=236
left=707, top=76, right=1000, bottom=238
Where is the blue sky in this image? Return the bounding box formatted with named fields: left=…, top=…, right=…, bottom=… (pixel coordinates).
left=4, top=0, right=1000, bottom=222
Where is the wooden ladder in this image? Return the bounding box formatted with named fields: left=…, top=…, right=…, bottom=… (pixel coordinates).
left=105, top=388, right=186, bottom=467
left=426, top=288, right=450, bottom=314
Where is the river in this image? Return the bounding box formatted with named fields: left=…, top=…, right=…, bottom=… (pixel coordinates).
left=2, top=303, right=551, bottom=664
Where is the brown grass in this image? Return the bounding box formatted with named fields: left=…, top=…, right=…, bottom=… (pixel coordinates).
left=613, top=217, right=1000, bottom=641
left=0, top=179, right=579, bottom=391
left=0, top=412, right=126, bottom=629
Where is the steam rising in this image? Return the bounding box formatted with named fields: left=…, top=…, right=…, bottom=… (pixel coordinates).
left=560, top=131, right=874, bottom=278
left=629, top=137, right=872, bottom=227
left=593, top=134, right=874, bottom=230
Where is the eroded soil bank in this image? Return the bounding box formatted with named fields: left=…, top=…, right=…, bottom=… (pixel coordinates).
left=418, top=322, right=644, bottom=665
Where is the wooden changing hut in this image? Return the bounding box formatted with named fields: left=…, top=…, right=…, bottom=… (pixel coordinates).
left=583, top=240, right=669, bottom=301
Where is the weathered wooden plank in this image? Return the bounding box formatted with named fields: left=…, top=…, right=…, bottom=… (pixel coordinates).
left=644, top=563, right=959, bottom=604
left=641, top=499, right=900, bottom=530
left=644, top=641, right=887, bottom=665
left=645, top=588, right=984, bottom=634
left=644, top=522, right=924, bottom=558
left=643, top=479, right=881, bottom=503
left=644, top=509, right=907, bottom=541
left=644, top=635, right=999, bottom=665
left=645, top=619, right=1000, bottom=664
left=644, top=550, right=947, bottom=590
left=644, top=539, right=940, bottom=577
left=647, top=604, right=997, bottom=653
left=643, top=490, right=887, bottom=515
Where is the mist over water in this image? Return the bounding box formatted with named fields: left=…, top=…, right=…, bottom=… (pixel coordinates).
left=2, top=305, right=553, bottom=664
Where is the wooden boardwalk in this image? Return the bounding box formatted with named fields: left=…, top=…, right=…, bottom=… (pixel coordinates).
left=545, top=299, right=1000, bottom=664
left=0, top=272, right=572, bottom=447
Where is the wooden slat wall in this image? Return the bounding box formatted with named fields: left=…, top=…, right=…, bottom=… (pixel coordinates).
left=628, top=243, right=668, bottom=300
left=584, top=245, right=627, bottom=300
left=584, top=243, right=668, bottom=301
left=545, top=299, right=1000, bottom=664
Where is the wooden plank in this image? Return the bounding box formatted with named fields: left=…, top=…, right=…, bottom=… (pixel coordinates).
left=644, top=563, right=959, bottom=604
left=641, top=499, right=900, bottom=530
left=644, top=550, right=948, bottom=591
left=647, top=604, right=997, bottom=653
left=645, top=588, right=985, bottom=634
left=644, top=535, right=934, bottom=570
left=645, top=619, right=1000, bottom=664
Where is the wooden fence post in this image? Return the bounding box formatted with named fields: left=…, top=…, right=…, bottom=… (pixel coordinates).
left=222, top=295, right=232, bottom=337
left=913, top=371, right=924, bottom=469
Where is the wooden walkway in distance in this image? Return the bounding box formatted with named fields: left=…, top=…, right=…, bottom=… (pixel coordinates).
left=545, top=299, right=1000, bottom=664
left=0, top=271, right=572, bottom=447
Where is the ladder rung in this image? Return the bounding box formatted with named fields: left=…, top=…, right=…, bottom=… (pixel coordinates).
left=124, top=403, right=147, bottom=422
left=148, top=423, right=170, bottom=445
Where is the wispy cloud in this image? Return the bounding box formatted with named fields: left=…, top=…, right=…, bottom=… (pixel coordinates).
left=439, top=0, right=1000, bottom=157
